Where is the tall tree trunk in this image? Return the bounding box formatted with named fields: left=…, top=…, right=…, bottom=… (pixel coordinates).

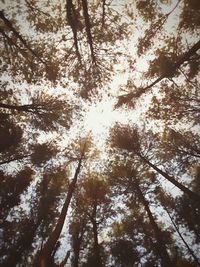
left=66, top=0, right=82, bottom=63
left=164, top=206, right=200, bottom=266
left=38, top=157, right=83, bottom=267
left=90, top=203, right=103, bottom=267
left=58, top=250, right=70, bottom=267
left=73, top=222, right=85, bottom=267
left=102, top=0, right=106, bottom=28
left=138, top=153, right=200, bottom=203
left=177, top=148, right=200, bottom=159
left=82, top=0, right=96, bottom=63
left=135, top=182, right=172, bottom=267
left=73, top=240, right=81, bottom=267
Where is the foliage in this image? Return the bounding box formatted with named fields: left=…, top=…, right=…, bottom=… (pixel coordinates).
left=0, top=0, right=200, bottom=266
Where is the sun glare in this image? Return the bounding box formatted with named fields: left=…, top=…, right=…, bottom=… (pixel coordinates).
left=84, top=100, right=116, bottom=137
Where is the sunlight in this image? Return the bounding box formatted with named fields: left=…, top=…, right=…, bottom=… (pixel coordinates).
left=84, top=100, right=116, bottom=137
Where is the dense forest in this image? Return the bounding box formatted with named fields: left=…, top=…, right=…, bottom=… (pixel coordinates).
left=0, top=0, right=200, bottom=266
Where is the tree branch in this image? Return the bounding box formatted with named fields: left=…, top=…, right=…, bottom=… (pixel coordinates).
left=0, top=10, right=47, bottom=67
left=116, top=39, right=200, bottom=108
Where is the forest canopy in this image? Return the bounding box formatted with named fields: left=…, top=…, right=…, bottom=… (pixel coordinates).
left=0, top=0, right=200, bottom=266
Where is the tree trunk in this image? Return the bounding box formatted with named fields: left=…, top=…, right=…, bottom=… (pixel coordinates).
left=73, top=241, right=80, bottom=267
left=82, top=0, right=96, bottom=63
left=66, top=0, right=82, bottom=63
left=135, top=182, right=172, bottom=267
left=164, top=206, right=200, bottom=266
left=102, top=0, right=106, bottom=28
left=38, top=157, right=83, bottom=267
left=73, top=223, right=85, bottom=267
left=90, top=203, right=103, bottom=267
left=138, top=153, right=200, bottom=203
left=58, top=250, right=70, bottom=267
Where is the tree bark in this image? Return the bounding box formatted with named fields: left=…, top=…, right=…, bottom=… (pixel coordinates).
left=135, top=182, right=172, bottom=267
left=138, top=153, right=200, bottom=203
left=38, top=156, right=83, bottom=267
left=58, top=250, right=70, bottom=267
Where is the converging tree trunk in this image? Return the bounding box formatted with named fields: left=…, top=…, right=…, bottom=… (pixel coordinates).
left=82, top=0, right=96, bottom=63
left=66, top=0, right=82, bottom=63
left=0, top=154, right=30, bottom=165
left=135, top=182, right=172, bottom=267
left=38, top=156, right=83, bottom=267
left=90, top=202, right=103, bottom=267
left=72, top=222, right=85, bottom=267
left=137, top=153, right=200, bottom=203
left=164, top=205, right=200, bottom=266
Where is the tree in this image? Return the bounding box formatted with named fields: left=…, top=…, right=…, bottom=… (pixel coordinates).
left=111, top=239, right=139, bottom=267
left=38, top=136, right=96, bottom=267
left=69, top=172, right=113, bottom=267
left=0, top=166, right=69, bottom=267
left=109, top=123, right=200, bottom=202
left=1, top=0, right=200, bottom=266
left=0, top=92, right=74, bottom=131
left=155, top=186, right=200, bottom=265
left=108, top=159, right=173, bottom=267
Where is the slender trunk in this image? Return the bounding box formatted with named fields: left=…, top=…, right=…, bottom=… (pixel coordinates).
left=73, top=241, right=80, bottom=267
left=82, top=0, right=96, bottom=63
left=164, top=206, right=200, bottom=266
left=135, top=182, right=172, bottom=267
left=90, top=203, right=103, bottom=267
left=0, top=27, right=31, bottom=62
left=66, top=0, right=82, bottom=63
left=59, top=250, right=70, bottom=267
left=102, top=0, right=106, bottom=28
left=39, top=157, right=83, bottom=267
left=138, top=153, right=200, bottom=203
left=73, top=223, right=85, bottom=267
left=177, top=148, right=200, bottom=159
left=143, top=39, right=200, bottom=91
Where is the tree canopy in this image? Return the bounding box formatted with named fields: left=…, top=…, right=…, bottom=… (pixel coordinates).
left=0, top=1, right=200, bottom=266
